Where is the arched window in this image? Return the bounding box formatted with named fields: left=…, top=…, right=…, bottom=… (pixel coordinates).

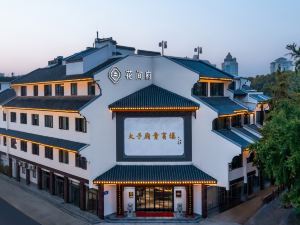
left=230, top=155, right=242, bottom=170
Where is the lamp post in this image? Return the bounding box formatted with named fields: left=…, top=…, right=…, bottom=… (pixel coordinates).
left=194, top=46, right=203, bottom=59
left=159, top=41, right=167, bottom=56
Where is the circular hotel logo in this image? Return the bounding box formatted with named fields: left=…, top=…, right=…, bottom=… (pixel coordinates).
left=108, top=67, right=121, bottom=84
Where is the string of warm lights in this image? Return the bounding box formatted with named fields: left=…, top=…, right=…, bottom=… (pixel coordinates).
left=11, top=78, right=93, bottom=87
left=93, top=180, right=217, bottom=185
left=109, top=106, right=199, bottom=112
left=3, top=107, right=79, bottom=113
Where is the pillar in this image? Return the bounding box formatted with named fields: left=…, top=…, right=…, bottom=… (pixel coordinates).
left=37, top=167, right=42, bottom=190
left=80, top=181, right=86, bottom=211
left=242, top=151, right=248, bottom=198
left=260, top=104, right=264, bottom=125
left=8, top=158, right=12, bottom=177
left=116, top=184, right=124, bottom=217
left=16, top=161, right=20, bottom=182
left=201, top=184, right=208, bottom=218
left=26, top=168, right=30, bottom=185
left=49, top=171, right=55, bottom=195
left=186, top=185, right=193, bottom=216
left=64, top=176, right=69, bottom=203
left=97, top=184, right=104, bottom=219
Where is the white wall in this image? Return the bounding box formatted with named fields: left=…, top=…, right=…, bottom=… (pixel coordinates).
left=104, top=184, right=116, bottom=216
left=194, top=185, right=202, bottom=215
left=174, top=186, right=186, bottom=212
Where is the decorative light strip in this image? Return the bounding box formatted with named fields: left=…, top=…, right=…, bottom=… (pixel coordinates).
left=11, top=78, right=94, bottom=86
left=93, top=180, right=217, bottom=185
left=3, top=107, right=79, bottom=113
left=0, top=134, right=79, bottom=153
left=109, top=106, right=200, bottom=112
left=198, top=77, right=233, bottom=82
left=218, top=112, right=254, bottom=118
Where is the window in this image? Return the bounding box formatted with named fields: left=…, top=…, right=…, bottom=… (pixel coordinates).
left=244, top=114, right=249, bottom=125
left=71, top=83, right=77, bottom=96
left=192, top=82, right=208, bottom=96
left=44, top=84, right=52, bottom=96
left=44, top=115, right=53, bottom=128
left=10, top=112, right=16, bottom=122
left=55, top=84, right=64, bottom=96
left=32, top=143, right=39, bottom=155
left=229, top=155, right=243, bottom=170
left=75, top=118, right=87, bottom=133
left=32, top=169, right=36, bottom=178
left=59, top=150, right=69, bottom=164
left=22, top=167, right=26, bottom=174
left=88, top=82, right=95, bottom=96
left=212, top=117, right=230, bottom=130
left=32, top=114, right=39, bottom=126
left=33, top=85, right=39, bottom=96
left=21, top=86, right=27, bottom=96
left=75, top=154, right=87, bottom=170
left=232, top=115, right=242, bottom=128
left=11, top=138, right=17, bottom=149
left=3, top=136, right=7, bottom=146
left=59, top=116, right=69, bottom=130
left=210, top=83, right=224, bottom=96
left=45, top=146, right=53, bottom=160
left=3, top=112, right=6, bottom=121
left=20, top=113, right=27, bottom=124
left=20, top=141, right=27, bottom=152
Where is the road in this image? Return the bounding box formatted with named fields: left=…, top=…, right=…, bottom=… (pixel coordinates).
left=0, top=197, right=41, bottom=225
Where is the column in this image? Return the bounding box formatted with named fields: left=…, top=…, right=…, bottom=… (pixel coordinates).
left=201, top=184, right=208, bottom=218
left=8, top=157, right=12, bottom=178
left=243, top=152, right=248, bottom=198
left=16, top=161, right=20, bottom=182
left=80, top=181, right=86, bottom=211
left=37, top=167, right=42, bottom=190
left=116, top=184, right=124, bottom=217
left=49, top=171, right=55, bottom=195
left=186, top=185, right=193, bottom=216
left=26, top=168, right=30, bottom=185
left=64, top=176, right=69, bottom=203
left=97, top=184, right=104, bottom=219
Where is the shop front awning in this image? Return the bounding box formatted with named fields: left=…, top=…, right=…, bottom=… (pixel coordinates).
left=93, top=165, right=217, bottom=185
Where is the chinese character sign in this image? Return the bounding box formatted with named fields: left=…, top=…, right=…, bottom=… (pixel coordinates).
left=124, top=117, right=184, bottom=156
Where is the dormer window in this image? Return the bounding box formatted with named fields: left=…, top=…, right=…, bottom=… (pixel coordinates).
left=55, top=84, right=64, bottom=96
left=33, top=85, right=39, bottom=96
left=21, top=86, right=27, bottom=96
left=88, top=82, right=95, bottom=96
left=193, top=82, right=208, bottom=97
left=44, top=84, right=52, bottom=96
left=71, top=83, right=78, bottom=96
left=210, top=83, right=224, bottom=96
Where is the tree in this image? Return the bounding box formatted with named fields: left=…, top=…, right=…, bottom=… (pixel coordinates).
left=286, top=43, right=300, bottom=72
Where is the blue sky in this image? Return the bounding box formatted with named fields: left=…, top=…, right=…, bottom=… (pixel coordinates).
left=0, top=0, right=299, bottom=76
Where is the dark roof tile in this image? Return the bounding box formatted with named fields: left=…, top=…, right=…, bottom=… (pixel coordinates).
left=0, top=89, right=16, bottom=105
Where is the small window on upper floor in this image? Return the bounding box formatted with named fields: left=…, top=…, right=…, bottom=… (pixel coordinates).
left=75, top=118, right=87, bottom=133
left=210, top=83, right=224, bottom=96
left=71, top=83, right=78, bottom=96
left=32, top=143, right=39, bottom=155
left=10, top=112, right=16, bottom=123
left=11, top=138, right=17, bottom=149
left=3, top=136, right=7, bottom=146
left=45, top=115, right=53, bottom=128
left=21, top=140, right=27, bottom=152
left=192, top=82, right=208, bottom=97
left=75, top=153, right=87, bottom=170
left=32, top=114, right=39, bottom=126
left=55, top=84, right=64, bottom=96
left=21, top=86, right=27, bottom=96
left=59, top=116, right=69, bottom=130
left=44, top=84, right=52, bottom=96
left=20, top=113, right=27, bottom=124
left=3, top=112, right=6, bottom=121
left=59, top=150, right=69, bottom=164
left=88, top=82, right=95, bottom=96
left=45, top=146, right=53, bottom=160
left=33, top=85, right=39, bottom=96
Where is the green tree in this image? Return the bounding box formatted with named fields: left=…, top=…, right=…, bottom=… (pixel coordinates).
left=286, top=43, right=300, bottom=72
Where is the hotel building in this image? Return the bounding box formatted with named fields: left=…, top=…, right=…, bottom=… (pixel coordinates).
left=0, top=37, right=270, bottom=220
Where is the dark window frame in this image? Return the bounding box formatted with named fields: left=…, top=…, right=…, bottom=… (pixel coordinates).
left=10, top=112, right=16, bottom=123
left=75, top=118, right=87, bottom=133
left=45, top=146, right=53, bottom=160
left=3, top=136, right=7, bottom=146
left=21, top=86, right=27, bottom=96
left=20, top=140, right=27, bottom=152
left=44, top=115, right=53, bottom=128
left=59, top=150, right=69, bottom=164
left=44, top=84, right=52, bottom=96
left=88, top=82, right=95, bottom=96
left=33, top=85, right=39, bottom=96
left=32, top=143, right=39, bottom=155
left=55, top=84, right=64, bottom=96
left=20, top=113, right=27, bottom=124
left=3, top=112, right=6, bottom=121
left=71, top=83, right=78, bottom=96
left=59, top=116, right=69, bottom=130
left=31, top=114, right=39, bottom=126
left=210, top=83, right=224, bottom=97
left=75, top=154, right=87, bottom=170
left=11, top=138, right=17, bottom=149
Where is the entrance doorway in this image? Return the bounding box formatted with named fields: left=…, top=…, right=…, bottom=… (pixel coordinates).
left=135, top=187, right=173, bottom=211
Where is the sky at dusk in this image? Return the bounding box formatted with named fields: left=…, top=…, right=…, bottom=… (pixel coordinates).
left=0, top=0, right=300, bottom=77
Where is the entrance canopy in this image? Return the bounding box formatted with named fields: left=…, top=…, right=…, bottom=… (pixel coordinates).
left=93, top=165, right=217, bottom=185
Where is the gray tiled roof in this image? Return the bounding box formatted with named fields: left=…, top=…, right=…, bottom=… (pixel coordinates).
left=64, top=48, right=100, bottom=63
left=3, top=96, right=95, bottom=111
left=233, top=127, right=260, bottom=141
left=166, top=56, right=234, bottom=79
left=0, top=128, right=88, bottom=152
left=195, top=96, right=248, bottom=116
left=0, top=76, right=17, bottom=82
left=109, top=84, right=200, bottom=110
left=12, top=57, right=126, bottom=85
left=0, top=89, right=16, bottom=105
left=246, top=124, right=261, bottom=135
left=93, top=165, right=217, bottom=183
left=215, top=129, right=251, bottom=149
left=249, top=94, right=271, bottom=102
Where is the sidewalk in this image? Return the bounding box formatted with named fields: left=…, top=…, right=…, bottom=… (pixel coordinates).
left=0, top=174, right=98, bottom=225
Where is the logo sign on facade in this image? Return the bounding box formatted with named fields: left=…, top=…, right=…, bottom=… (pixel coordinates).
left=108, top=67, right=152, bottom=84
left=103, top=191, right=109, bottom=195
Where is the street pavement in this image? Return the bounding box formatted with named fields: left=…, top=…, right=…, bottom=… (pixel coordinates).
left=0, top=197, right=41, bottom=225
